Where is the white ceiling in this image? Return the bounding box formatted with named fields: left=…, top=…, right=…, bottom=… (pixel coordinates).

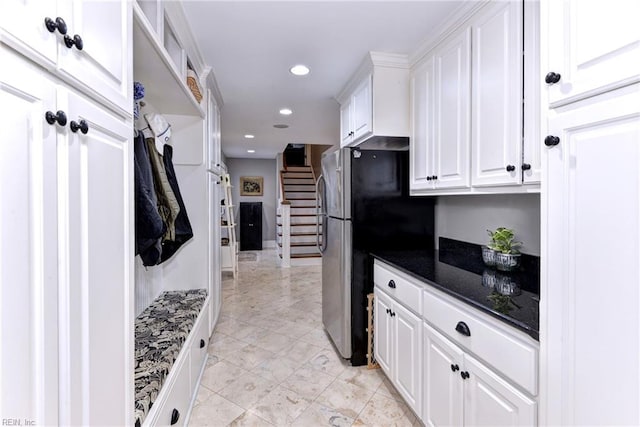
left=182, top=1, right=466, bottom=159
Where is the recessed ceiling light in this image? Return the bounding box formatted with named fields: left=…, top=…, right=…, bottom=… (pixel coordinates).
left=279, top=108, right=293, bottom=116
left=244, top=134, right=255, bottom=139
left=273, top=124, right=289, bottom=129
left=247, top=149, right=256, bottom=153
left=289, top=64, right=310, bottom=76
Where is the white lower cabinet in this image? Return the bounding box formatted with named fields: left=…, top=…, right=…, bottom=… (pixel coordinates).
left=423, top=323, right=536, bottom=427
left=374, top=287, right=422, bottom=417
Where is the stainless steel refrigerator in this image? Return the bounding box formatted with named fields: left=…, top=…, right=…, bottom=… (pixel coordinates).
left=316, top=148, right=435, bottom=365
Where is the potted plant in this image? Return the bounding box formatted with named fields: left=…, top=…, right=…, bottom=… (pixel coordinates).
left=484, top=227, right=522, bottom=271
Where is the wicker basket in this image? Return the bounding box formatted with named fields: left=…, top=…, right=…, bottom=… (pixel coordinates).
left=186, top=69, right=203, bottom=103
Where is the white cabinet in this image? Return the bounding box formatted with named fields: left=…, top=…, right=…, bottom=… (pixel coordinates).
left=1, top=46, right=60, bottom=427
left=542, top=84, right=640, bottom=425
left=338, top=53, right=409, bottom=148
left=471, top=1, right=523, bottom=187
left=545, top=0, right=640, bottom=107
left=423, top=323, right=536, bottom=427
left=374, top=285, right=422, bottom=417
left=1, top=0, right=132, bottom=115
left=1, top=46, right=132, bottom=426
left=411, top=27, right=471, bottom=191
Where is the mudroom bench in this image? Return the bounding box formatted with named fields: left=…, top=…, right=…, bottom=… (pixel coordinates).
left=134, top=289, right=210, bottom=427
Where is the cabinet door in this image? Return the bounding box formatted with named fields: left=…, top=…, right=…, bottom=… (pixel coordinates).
left=463, top=354, right=536, bottom=426
left=339, top=100, right=353, bottom=147
left=546, top=0, right=640, bottom=107
left=374, top=289, right=393, bottom=375
left=56, top=0, right=131, bottom=114
left=544, top=85, right=640, bottom=426
left=352, top=75, right=373, bottom=141
left=0, top=0, right=57, bottom=65
left=423, top=323, right=464, bottom=427
left=410, top=55, right=435, bottom=191
left=61, top=88, right=132, bottom=426
left=393, top=302, right=422, bottom=416
left=433, top=27, right=471, bottom=189
left=471, top=1, right=523, bottom=187
left=0, top=46, right=59, bottom=427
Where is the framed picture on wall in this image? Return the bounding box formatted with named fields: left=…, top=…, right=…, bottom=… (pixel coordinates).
left=240, top=176, right=263, bottom=196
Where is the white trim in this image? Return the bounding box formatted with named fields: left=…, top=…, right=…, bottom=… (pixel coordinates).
left=263, top=239, right=276, bottom=249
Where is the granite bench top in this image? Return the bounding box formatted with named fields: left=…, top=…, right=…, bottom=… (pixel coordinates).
left=134, top=288, right=207, bottom=427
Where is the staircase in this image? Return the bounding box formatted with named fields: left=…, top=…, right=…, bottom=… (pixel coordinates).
left=277, top=165, right=322, bottom=264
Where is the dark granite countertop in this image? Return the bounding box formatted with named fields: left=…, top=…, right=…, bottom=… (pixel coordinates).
left=371, top=238, right=540, bottom=340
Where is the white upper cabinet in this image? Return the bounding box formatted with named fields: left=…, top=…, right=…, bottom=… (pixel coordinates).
left=433, top=27, right=471, bottom=190
left=410, top=56, right=435, bottom=191
left=471, top=1, right=523, bottom=187
left=1, top=0, right=58, bottom=64
left=56, top=0, right=131, bottom=115
left=338, top=52, right=409, bottom=148
left=546, top=0, right=640, bottom=107
left=1, top=0, right=131, bottom=116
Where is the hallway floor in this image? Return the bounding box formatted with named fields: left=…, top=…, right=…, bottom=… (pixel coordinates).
left=189, top=249, right=420, bottom=426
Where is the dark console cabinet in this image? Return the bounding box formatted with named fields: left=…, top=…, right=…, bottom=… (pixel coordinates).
left=240, top=202, right=262, bottom=250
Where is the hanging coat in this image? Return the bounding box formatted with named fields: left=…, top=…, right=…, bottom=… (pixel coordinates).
left=134, top=133, right=164, bottom=266
left=160, top=144, right=194, bottom=262
left=146, top=138, right=181, bottom=243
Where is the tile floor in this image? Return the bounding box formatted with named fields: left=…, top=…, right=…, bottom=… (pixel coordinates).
left=188, top=249, right=421, bottom=426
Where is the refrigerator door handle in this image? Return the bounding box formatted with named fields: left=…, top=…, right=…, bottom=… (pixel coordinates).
left=315, top=174, right=327, bottom=253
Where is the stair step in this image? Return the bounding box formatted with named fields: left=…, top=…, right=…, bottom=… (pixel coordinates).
left=284, top=184, right=316, bottom=192
left=283, top=166, right=312, bottom=172
left=286, top=192, right=316, bottom=199
left=278, top=224, right=321, bottom=233
left=290, top=207, right=318, bottom=215
left=281, top=172, right=314, bottom=179
left=289, top=199, right=317, bottom=207
left=278, top=252, right=322, bottom=259
left=283, top=178, right=315, bottom=185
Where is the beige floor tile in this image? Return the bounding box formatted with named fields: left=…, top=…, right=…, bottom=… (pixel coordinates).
left=208, top=336, right=251, bottom=360
left=250, top=353, right=302, bottom=384
left=279, top=339, right=325, bottom=364
left=280, top=366, right=335, bottom=400
left=194, top=384, right=215, bottom=406
left=200, top=360, right=249, bottom=393
left=353, top=393, right=414, bottom=427
left=188, top=393, right=245, bottom=427
left=252, top=331, right=296, bottom=353
left=298, top=328, right=334, bottom=349
left=290, top=402, right=355, bottom=427
left=338, top=366, right=385, bottom=392
left=248, top=385, right=312, bottom=425
left=222, top=344, right=276, bottom=371
left=306, top=348, right=349, bottom=377
left=227, top=411, right=274, bottom=427
left=375, top=376, right=404, bottom=402
left=218, top=371, right=276, bottom=410
left=315, top=378, right=376, bottom=420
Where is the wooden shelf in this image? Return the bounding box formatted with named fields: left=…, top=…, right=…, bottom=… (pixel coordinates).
left=133, top=3, right=204, bottom=118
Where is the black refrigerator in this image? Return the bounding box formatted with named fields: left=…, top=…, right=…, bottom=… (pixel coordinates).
left=240, top=202, right=262, bottom=250
left=318, top=148, right=435, bottom=366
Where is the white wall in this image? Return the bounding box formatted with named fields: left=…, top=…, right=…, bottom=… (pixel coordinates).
left=225, top=158, right=277, bottom=244
left=435, top=194, right=541, bottom=255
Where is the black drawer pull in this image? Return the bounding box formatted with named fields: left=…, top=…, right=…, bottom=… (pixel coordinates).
left=170, top=408, right=180, bottom=425
left=455, top=321, right=471, bottom=337
left=388, top=280, right=396, bottom=289
left=200, top=339, right=206, bottom=348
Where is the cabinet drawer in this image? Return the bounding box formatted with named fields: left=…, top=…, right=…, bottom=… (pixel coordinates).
left=374, top=261, right=423, bottom=315
left=423, top=288, right=538, bottom=395
left=189, top=305, right=210, bottom=389
left=153, top=355, right=191, bottom=426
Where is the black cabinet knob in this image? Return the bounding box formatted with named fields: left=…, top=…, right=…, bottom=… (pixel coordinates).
left=432, top=175, right=438, bottom=180
left=390, top=311, right=396, bottom=317
left=461, top=371, right=470, bottom=380
left=450, top=364, right=460, bottom=372
left=455, top=321, right=471, bottom=337
left=426, top=176, right=432, bottom=181
left=200, top=339, right=206, bottom=348
left=506, top=165, right=516, bottom=172
left=44, top=17, right=67, bottom=35
left=522, top=163, right=531, bottom=171
left=45, top=110, right=67, bottom=126
left=64, top=34, right=83, bottom=50
left=387, top=280, right=396, bottom=289
left=70, top=119, right=89, bottom=134
left=545, top=72, right=562, bottom=84
left=386, top=308, right=390, bottom=314
left=544, top=135, right=560, bottom=147
left=170, top=409, right=180, bottom=425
